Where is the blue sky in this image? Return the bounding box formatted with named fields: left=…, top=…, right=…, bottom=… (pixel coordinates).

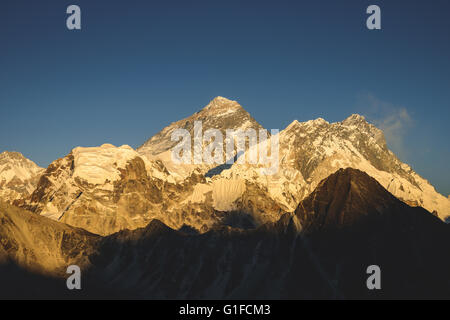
left=0, top=0, right=449, bottom=195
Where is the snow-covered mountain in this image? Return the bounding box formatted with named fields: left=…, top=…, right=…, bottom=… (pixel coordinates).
left=7, top=96, right=450, bottom=236
left=19, top=144, right=192, bottom=235
left=137, top=97, right=450, bottom=222
left=138, top=96, right=265, bottom=178
left=19, top=143, right=270, bottom=235
left=0, top=151, right=44, bottom=203
left=139, top=96, right=263, bottom=157
left=220, top=113, right=450, bottom=221
left=1, top=96, right=450, bottom=299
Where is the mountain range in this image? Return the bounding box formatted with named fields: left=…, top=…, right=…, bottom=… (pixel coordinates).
left=0, top=96, right=449, bottom=299
left=1, top=169, right=449, bottom=299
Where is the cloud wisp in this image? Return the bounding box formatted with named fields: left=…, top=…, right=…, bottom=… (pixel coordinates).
left=357, top=93, right=414, bottom=161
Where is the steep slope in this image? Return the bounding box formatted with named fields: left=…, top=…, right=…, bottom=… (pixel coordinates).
left=86, top=216, right=316, bottom=299
left=136, top=97, right=449, bottom=221
left=293, top=168, right=450, bottom=298
left=11, top=98, right=449, bottom=238
left=134, top=97, right=302, bottom=226
left=17, top=144, right=182, bottom=235
left=139, top=96, right=264, bottom=157
left=17, top=143, right=275, bottom=235
left=18, top=144, right=187, bottom=235
left=0, top=202, right=112, bottom=299
left=2, top=169, right=449, bottom=299
left=0, top=201, right=98, bottom=275
left=295, top=168, right=430, bottom=231
left=0, top=151, right=44, bottom=203
left=137, top=96, right=265, bottom=177
left=223, top=114, right=450, bottom=221
left=84, top=168, right=450, bottom=299
left=283, top=115, right=449, bottom=220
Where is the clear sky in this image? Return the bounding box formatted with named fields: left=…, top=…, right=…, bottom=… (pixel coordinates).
left=0, top=0, right=449, bottom=195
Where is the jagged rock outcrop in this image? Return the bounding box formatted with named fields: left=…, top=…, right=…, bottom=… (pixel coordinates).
left=138, top=96, right=266, bottom=178
left=17, top=143, right=277, bottom=235
left=0, top=151, right=44, bottom=203
left=137, top=97, right=450, bottom=222
left=17, top=144, right=211, bottom=235
left=222, top=113, right=450, bottom=221
left=139, top=96, right=264, bottom=157
left=0, top=201, right=99, bottom=275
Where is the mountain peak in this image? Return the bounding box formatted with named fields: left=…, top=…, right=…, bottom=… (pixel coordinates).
left=295, top=168, right=404, bottom=231
left=342, top=114, right=367, bottom=125
left=0, top=151, right=42, bottom=169
left=70, top=143, right=144, bottom=186
left=283, top=118, right=329, bottom=132
left=284, top=119, right=301, bottom=130
left=0, top=151, right=44, bottom=204
left=212, top=96, right=234, bottom=103
left=0, top=151, right=27, bottom=161
left=307, top=117, right=329, bottom=126
left=314, top=167, right=394, bottom=198
left=139, top=97, right=264, bottom=157
left=203, top=96, right=241, bottom=111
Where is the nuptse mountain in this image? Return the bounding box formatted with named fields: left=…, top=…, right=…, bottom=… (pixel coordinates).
left=0, top=97, right=449, bottom=299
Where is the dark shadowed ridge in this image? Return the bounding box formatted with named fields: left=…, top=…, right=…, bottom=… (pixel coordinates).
left=1, top=169, right=449, bottom=299
left=295, top=168, right=442, bottom=232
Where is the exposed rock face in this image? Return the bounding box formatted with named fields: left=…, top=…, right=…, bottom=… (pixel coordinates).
left=138, top=96, right=264, bottom=157
left=0, top=202, right=107, bottom=299
left=138, top=97, right=450, bottom=222
left=0, top=201, right=98, bottom=275
left=280, top=115, right=450, bottom=217
left=137, top=96, right=266, bottom=178
left=17, top=143, right=278, bottom=235
left=2, top=96, right=449, bottom=299
left=10, top=97, right=450, bottom=237
left=295, top=168, right=418, bottom=231
left=292, top=169, right=450, bottom=299
left=222, top=113, right=450, bottom=221
left=86, top=169, right=450, bottom=299
left=1, top=168, right=449, bottom=299
left=0, top=151, right=44, bottom=203
left=18, top=144, right=205, bottom=235
left=10, top=97, right=280, bottom=236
